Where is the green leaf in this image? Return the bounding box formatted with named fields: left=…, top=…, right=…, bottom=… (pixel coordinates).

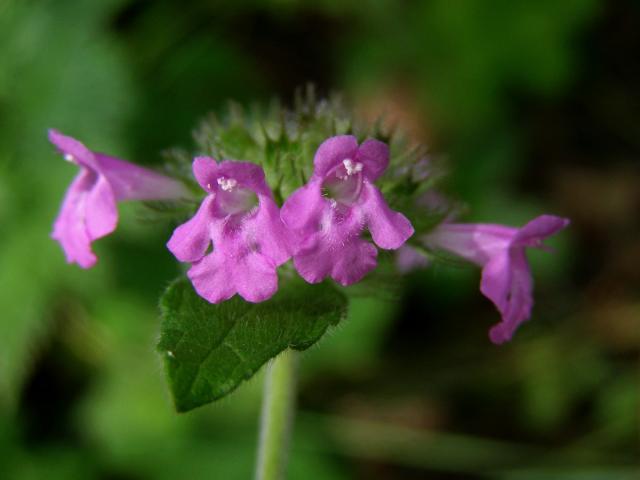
left=157, top=276, right=348, bottom=412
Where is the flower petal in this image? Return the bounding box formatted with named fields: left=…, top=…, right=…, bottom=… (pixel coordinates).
left=514, top=215, right=570, bottom=247
left=246, top=197, right=293, bottom=265
left=330, top=238, right=378, bottom=286
left=97, top=154, right=188, bottom=201
left=217, top=160, right=269, bottom=195
left=85, top=175, right=118, bottom=240
left=360, top=183, right=414, bottom=250
left=234, top=251, right=279, bottom=302
left=292, top=209, right=377, bottom=286
left=52, top=170, right=97, bottom=268
left=292, top=234, right=332, bottom=284
left=167, top=195, right=215, bottom=262
left=280, top=182, right=326, bottom=236
left=187, top=251, right=236, bottom=304
left=193, top=156, right=268, bottom=195
left=355, top=138, right=389, bottom=181
left=480, top=250, right=512, bottom=317
left=481, top=250, right=534, bottom=344
left=193, top=156, right=219, bottom=192
left=48, top=129, right=98, bottom=169
left=313, top=135, right=359, bottom=178
left=188, top=247, right=278, bottom=304
left=424, top=223, right=515, bottom=265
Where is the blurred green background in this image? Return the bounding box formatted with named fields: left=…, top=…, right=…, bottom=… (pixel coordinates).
left=0, top=0, right=638, bottom=478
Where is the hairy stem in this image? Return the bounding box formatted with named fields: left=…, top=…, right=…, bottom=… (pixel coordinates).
left=255, top=350, right=298, bottom=480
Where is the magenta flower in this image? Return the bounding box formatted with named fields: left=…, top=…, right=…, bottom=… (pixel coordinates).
left=425, top=215, right=570, bottom=344
left=50, top=129, right=188, bottom=269
left=167, top=157, right=291, bottom=303
left=281, top=135, right=414, bottom=286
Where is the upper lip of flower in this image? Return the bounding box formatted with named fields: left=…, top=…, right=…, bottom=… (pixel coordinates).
left=48, top=128, right=100, bottom=171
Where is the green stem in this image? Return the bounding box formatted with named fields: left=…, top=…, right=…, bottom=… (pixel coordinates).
left=255, top=350, right=298, bottom=480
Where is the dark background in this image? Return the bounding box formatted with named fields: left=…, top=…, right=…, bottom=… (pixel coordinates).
left=0, top=0, right=638, bottom=478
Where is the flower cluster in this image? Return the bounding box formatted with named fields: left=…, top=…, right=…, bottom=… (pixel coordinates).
left=49, top=117, right=568, bottom=343
left=164, top=135, right=413, bottom=302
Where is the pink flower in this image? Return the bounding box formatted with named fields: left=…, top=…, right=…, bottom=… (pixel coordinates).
left=167, top=157, right=291, bottom=303
left=49, top=129, right=188, bottom=269
left=425, top=215, right=570, bottom=344
left=281, top=135, right=414, bottom=286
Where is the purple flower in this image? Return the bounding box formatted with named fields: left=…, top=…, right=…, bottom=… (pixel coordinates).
left=167, top=157, right=291, bottom=303
left=425, top=215, right=570, bottom=344
left=281, top=135, right=414, bottom=286
left=49, top=129, right=188, bottom=269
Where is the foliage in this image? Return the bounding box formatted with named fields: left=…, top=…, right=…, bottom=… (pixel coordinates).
left=158, top=277, right=347, bottom=411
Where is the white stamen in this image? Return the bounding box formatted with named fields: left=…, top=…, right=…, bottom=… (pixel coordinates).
left=343, top=158, right=363, bottom=176
left=63, top=153, right=74, bottom=162
left=217, top=177, right=238, bottom=191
